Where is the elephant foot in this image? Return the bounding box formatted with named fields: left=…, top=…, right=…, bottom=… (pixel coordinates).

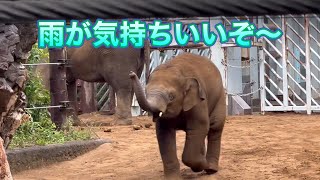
left=182, top=157, right=208, bottom=173
left=163, top=172, right=182, bottom=180
left=113, top=112, right=133, bottom=125
left=204, top=162, right=218, bottom=174
left=98, top=110, right=116, bottom=116
left=72, top=119, right=82, bottom=126
left=164, top=175, right=182, bottom=180
left=191, top=167, right=204, bottom=173
left=113, top=118, right=133, bottom=126
left=69, top=115, right=82, bottom=126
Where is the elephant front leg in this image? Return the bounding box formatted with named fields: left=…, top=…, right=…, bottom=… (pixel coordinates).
left=182, top=131, right=209, bottom=172
left=156, top=121, right=181, bottom=179
left=182, top=112, right=210, bottom=173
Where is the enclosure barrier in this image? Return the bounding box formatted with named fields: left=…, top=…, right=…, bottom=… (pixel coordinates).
left=19, top=14, right=320, bottom=118
left=1, top=1, right=320, bottom=180
left=21, top=51, right=72, bottom=128
left=25, top=101, right=70, bottom=110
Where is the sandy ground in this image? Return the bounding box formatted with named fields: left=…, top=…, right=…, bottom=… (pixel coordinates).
left=13, top=112, right=320, bottom=180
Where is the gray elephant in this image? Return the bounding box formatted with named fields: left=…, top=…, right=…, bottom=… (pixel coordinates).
left=65, top=39, right=148, bottom=125
left=129, top=53, right=226, bottom=179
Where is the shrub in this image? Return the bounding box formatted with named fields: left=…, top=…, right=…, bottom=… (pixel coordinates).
left=9, top=44, right=94, bottom=149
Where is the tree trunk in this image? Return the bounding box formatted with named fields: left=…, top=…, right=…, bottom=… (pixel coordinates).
left=0, top=138, right=13, bottom=180
left=0, top=23, right=37, bottom=178
left=0, top=137, right=12, bottom=180
left=49, top=48, right=68, bottom=129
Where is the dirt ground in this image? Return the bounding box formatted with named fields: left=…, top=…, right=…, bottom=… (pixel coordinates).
left=13, top=112, right=320, bottom=180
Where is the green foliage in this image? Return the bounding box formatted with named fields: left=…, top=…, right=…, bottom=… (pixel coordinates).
left=10, top=117, right=93, bottom=148
left=9, top=44, right=94, bottom=149
left=24, top=44, right=51, bottom=124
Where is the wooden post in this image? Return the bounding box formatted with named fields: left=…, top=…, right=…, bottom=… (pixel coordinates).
left=49, top=48, right=68, bottom=129
left=144, top=40, right=151, bottom=84
left=0, top=137, right=13, bottom=180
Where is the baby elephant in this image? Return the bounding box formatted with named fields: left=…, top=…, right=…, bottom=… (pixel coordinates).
left=129, top=53, right=226, bottom=179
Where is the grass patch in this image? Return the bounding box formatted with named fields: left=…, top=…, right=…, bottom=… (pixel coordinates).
left=9, top=118, right=94, bottom=149
left=9, top=44, right=95, bottom=149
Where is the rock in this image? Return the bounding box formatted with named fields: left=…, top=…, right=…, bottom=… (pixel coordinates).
left=0, top=78, right=14, bottom=93
left=0, top=24, right=5, bottom=33
left=0, top=62, right=9, bottom=75
left=104, top=128, right=112, bottom=132
left=14, top=23, right=37, bottom=62
left=133, top=125, right=142, bottom=130
left=0, top=23, right=37, bottom=180
left=0, top=36, right=9, bottom=54
left=144, top=123, right=152, bottom=128
left=0, top=54, right=14, bottom=64
left=0, top=23, right=37, bottom=149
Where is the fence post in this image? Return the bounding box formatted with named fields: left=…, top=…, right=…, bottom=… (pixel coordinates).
left=258, top=16, right=266, bottom=114
left=49, top=48, right=68, bottom=129
left=282, top=15, right=289, bottom=109
left=144, top=39, right=151, bottom=84
left=305, top=15, right=312, bottom=114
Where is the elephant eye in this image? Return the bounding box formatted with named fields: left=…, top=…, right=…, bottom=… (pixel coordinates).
left=168, top=93, right=175, bottom=101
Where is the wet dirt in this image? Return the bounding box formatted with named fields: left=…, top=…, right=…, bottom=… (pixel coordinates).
left=13, top=112, right=320, bottom=180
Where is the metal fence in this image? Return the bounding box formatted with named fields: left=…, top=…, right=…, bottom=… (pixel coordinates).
left=260, top=14, right=320, bottom=114
left=94, top=15, right=320, bottom=115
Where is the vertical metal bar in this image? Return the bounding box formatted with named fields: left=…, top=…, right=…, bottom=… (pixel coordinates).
left=223, top=47, right=228, bottom=114
left=209, top=17, right=228, bottom=115
left=258, top=16, right=266, bottom=114
left=282, top=15, right=289, bottom=109
left=259, top=47, right=266, bottom=114
left=222, top=17, right=229, bottom=109
left=305, top=15, right=312, bottom=114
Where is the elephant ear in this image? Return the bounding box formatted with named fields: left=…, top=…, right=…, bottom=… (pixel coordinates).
left=183, top=77, right=206, bottom=111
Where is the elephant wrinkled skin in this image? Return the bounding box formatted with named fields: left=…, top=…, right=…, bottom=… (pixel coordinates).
left=129, top=53, right=226, bottom=179
left=66, top=39, right=146, bottom=125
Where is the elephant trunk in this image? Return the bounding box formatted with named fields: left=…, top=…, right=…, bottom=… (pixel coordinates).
left=129, top=71, right=156, bottom=113
left=129, top=71, right=167, bottom=121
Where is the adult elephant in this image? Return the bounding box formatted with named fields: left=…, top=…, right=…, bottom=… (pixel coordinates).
left=65, top=39, right=149, bottom=125
left=129, top=53, right=226, bottom=179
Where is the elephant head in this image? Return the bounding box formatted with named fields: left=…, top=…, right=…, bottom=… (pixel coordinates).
left=129, top=65, right=206, bottom=121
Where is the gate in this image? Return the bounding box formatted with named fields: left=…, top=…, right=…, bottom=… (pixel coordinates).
left=260, top=14, right=320, bottom=114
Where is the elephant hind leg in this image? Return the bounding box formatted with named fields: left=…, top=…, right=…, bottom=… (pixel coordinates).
left=66, top=77, right=81, bottom=126
left=113, top=88, right=133, bottom=125
left=204, top=128, right=223, bottom=174
left=205, top=96, right=226, bottom=174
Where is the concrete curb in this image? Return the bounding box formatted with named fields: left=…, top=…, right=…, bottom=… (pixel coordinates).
left=6, top=138, right=111, bottom=173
